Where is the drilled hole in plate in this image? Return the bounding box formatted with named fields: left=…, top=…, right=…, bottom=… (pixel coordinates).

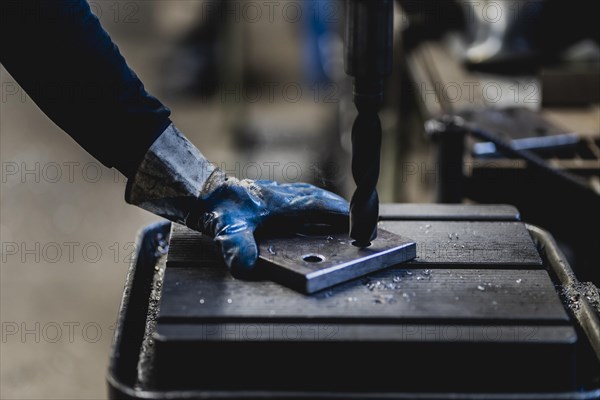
left=303, top=254, right=325, bottom=263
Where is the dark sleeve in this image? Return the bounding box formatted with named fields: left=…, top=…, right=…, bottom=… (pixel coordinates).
left=0, top=0, right=172, bottom=177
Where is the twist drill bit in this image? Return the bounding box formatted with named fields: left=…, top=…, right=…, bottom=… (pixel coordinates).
left=345, top=0, right=393, bottom=246
left=349, top=80, right=383, bottom=246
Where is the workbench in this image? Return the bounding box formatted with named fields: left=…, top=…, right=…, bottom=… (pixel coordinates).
left=401, top=38, right=600, bottom=283
left=108, top=204, right=600, bottom=399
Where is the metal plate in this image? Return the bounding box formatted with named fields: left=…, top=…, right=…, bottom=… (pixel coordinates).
left=258, top=228, right=416, bottom=293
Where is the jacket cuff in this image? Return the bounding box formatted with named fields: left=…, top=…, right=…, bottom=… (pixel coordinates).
left=125, top=123, right=217, bottom=224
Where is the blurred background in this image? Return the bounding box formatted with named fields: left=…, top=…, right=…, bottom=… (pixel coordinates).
left=1, top=0, right=598, bottom=398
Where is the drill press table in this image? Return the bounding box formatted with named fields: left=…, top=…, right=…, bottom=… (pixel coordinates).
left=108, top=204, right=600, bottom=399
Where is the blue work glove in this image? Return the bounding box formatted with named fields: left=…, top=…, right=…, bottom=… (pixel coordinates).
left=126, top=124, right=349, bottom=274
left=189, top=174, right=349, bottom=273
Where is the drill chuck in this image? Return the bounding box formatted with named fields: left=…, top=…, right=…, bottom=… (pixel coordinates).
left=345, top=0, right=394, bottom=79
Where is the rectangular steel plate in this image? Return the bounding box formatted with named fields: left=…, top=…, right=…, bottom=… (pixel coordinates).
left=258, top=228, right=416, bottom=293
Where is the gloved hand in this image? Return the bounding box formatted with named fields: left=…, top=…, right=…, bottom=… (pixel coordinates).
left=126, top=124, right=349, bottom=274
left=187, top=173, right=349, bottom=272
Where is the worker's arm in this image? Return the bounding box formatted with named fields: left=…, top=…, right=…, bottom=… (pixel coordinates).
left=1, top=0, right=349, bottom=273
left=1, top=0, right=171, bottom=177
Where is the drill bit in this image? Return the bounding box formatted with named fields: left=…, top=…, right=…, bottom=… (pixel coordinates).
left=345, top=0, right=393, bottom=246
left=349, top=80, right=383, bottom=246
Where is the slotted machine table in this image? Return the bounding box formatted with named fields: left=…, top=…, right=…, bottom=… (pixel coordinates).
left=108, top=204, right=600, bottom=399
